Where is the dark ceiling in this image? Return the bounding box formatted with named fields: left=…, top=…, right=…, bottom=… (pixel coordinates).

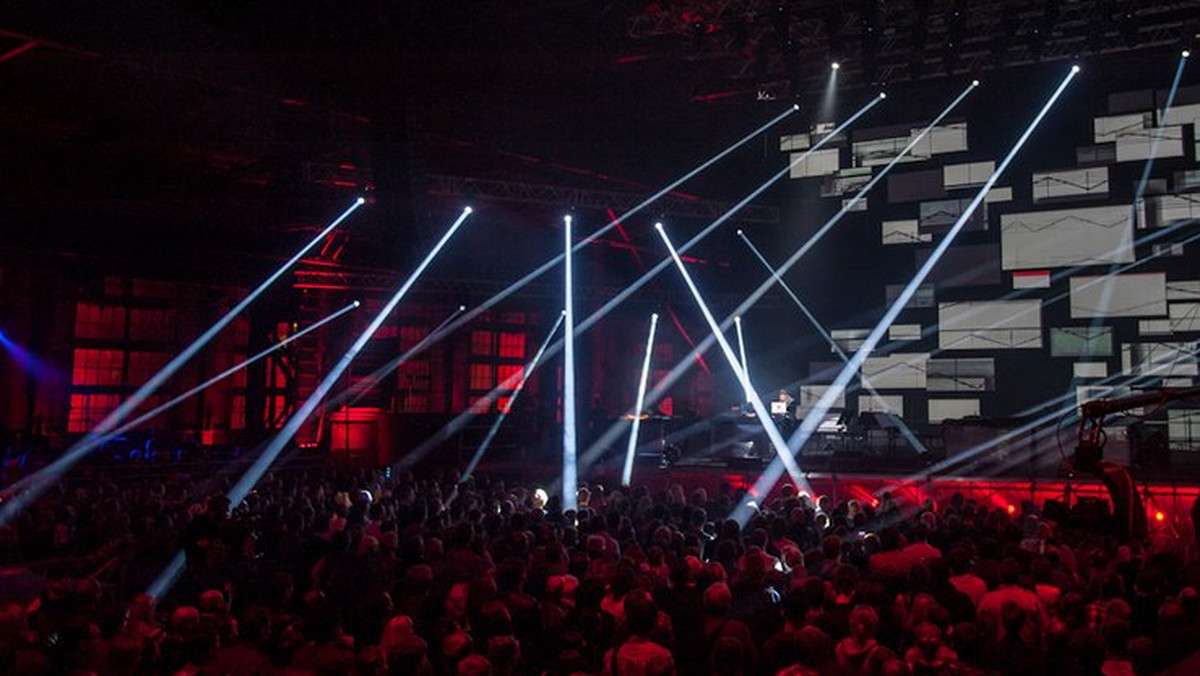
left=1, top=1, right=1198, bottom=275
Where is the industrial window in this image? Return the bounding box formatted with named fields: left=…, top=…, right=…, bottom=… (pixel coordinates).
left=498, top=332, right=526, bottom=359
left=74, top=304, right=126, bottom=341
left=471, top=331, right=493, bottom=356
left=129, top=308, right=176, bottom=342
left=230, top=395, right=246, bottom=430
left=71, top=349, right=125, bottom=386
left=127, top=351, right=169, bottom=387
left=67, top=394, right=120, bottom=433
left=469, top=396, right=492, bottom=414
left=497, top=364, right=524, bottom=389
left=469, top=363, right=494, bottom=391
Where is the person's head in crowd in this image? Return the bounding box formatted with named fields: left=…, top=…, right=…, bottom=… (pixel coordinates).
left=456, top=654, right=492, bottom=676
left=703, top=582, right=733, bottom=617
left=487, top=635, right=520, bottom=676
left=711, top=636, right=745, bottom=676
left=625, top=594, right=658, bottom=639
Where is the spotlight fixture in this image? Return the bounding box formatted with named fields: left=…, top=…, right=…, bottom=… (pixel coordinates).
left=458, top=305, right=467, bottom=311
left=879, top=92, right=887, bottom=99
left=1071, top=64, right=1081, bottom=73
left=972, top=79, right=980, bottom=87
left=1184, top=49, right=1191, bottom=58
left=831, top=61, right=840, bottom=70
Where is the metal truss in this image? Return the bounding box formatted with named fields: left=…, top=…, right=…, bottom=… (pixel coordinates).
left=426, top=174, right=781, bottom=224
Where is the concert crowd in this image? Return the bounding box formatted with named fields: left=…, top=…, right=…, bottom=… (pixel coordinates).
left=2, top=465, right=1200, bottom=676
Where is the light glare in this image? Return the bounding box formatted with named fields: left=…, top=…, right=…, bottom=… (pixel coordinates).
left=831, top=62, right=840, bottom=70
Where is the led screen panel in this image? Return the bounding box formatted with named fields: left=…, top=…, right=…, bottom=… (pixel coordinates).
left=1031, top=167, right=1109, bottom=202
left=882, top=219, right=930, bottom=245
left=927, top=358, right=995, bottom=392
left=939, top=300, right=1042, bottom=350
left=929, top=399, right=980, bottom=423
left=1069, top=272, right=1167, bottom=318
left=1000, top=204, right=1134, bottom=270
left=1121, top=341, right=1199, bottom=377
left=789, top=147, right=841, bottom=178
left=1049, top=327, right=1113, bottom=357
left=862, top=353, right=929, bottom=390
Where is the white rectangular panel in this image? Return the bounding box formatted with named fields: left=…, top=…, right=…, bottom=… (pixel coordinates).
left=1001, top=204, right=1134, bottom=270
left=1122, top=341, right=1199, bottom=377
left=889, top=324, right=922, bottom=341
left=881, top=219, right=930, bottom=245
left=928, top=399, right=980, bottom=423
left=1167, top=281, right=1200, bottom=301
left=1031, top=167, right=1109, bottom=201
left=939, top=300, right=1042, bottom=350
left=1074, top=362, right=1109, bottom=378
left=780, top=133, right=811, bottom=151
left=1140, top=319, right=1175, bottom=335
left=1012, top=270, right=1050, bottom=289
left=1162, top=102, right=1200, bottom=128
left=1069, top=272, right=1167, bottom=318
left=944, top=161, right=995, bottom=188
left=1094, top=113, right=1151, bottom=143
left=832, top=328, right=869, bottom=352
left=1115, top=126, right=1185, bottom=162
left=859, top=394, right=903, bottom=414
left=862, top=353, right=929, bottom=390
left=1148, top=195, right=1200, bottom=227
left=853, top=137, right=928, bottom=168
left=1170, top=303, right=1200, bottom=332
left=789, top=147, right=841, bottom=178
left=985, top=186, right=1013, bottom=203
left=926, top=122, right=968, bottom=155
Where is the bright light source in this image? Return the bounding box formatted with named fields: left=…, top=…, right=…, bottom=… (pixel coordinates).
left=734, top=315, right=741, bottom=323
left=534, top=488, right=549, bottom=506
left=1006, top=504, right=1016, bottom=515
left=831, top=62, right=840, bottom=70
left=562, top=213, right=578, bottom=511
left=654, top=221, right=664, bottom=231
left=792, top=103, right=800, bottom=110
left=357, top=196, right=366, bottom=205
left=972, top=79, right=980, bottom=87
left=464, top=206, right=473, bottom=214
left=1156, top=511, right=1166, bottom=522
left=879, top=92, right=887, bottom=99
left=736, top=229, right=744, bottom=236
left=1184, top=50, right=1192, bottom=58
left=1071, top=64, right=1081, bottom=73
left=458, top=305, right=467, bottom=311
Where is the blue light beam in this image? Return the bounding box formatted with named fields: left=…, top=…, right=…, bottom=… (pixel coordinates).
left=460, top=312, right=565, bottom=484
left=734, top=316, right=753, bottom=404
left=0, top=198, right=366, bottom=528
left=656, top=222, right=811, bottom=494
left=562, top=215, right=579, bottom=512
left=622, top=313, right=659, bottom=487
left=225, top=206, right=471, bottom=508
